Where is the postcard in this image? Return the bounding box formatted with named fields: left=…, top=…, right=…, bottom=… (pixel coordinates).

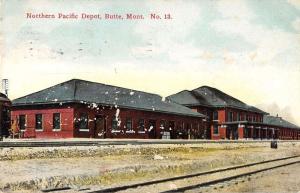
left=0, top=0, right=299, bottom=192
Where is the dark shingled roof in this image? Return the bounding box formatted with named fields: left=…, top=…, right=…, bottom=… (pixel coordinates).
left=167, top=86, right=267, bottom=114
left=0, top=92, right=9, bottom=102
left=12, top=79, right=205, bottom=118
left=263, top=115, right=300, bottom=130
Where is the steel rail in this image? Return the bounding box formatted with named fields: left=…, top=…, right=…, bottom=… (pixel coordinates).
left=162, top=160, right=300, bottom=193
left=0, top=140, right=298, bottom=147
left=89, top=155, right=300, bottom=193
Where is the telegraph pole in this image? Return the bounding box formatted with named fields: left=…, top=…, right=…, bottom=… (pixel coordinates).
left=2, top=79, right=8, bottom=97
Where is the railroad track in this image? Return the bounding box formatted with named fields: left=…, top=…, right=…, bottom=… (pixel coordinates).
left=88, top=155, right=300, bottom=193
left=0, top=139, right=298, bottom=147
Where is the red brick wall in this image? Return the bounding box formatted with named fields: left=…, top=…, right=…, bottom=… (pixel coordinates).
left=238, top=126, right=244, bottom=139
left=11, top=104, right=204, bottom=139
left=218, top=109, right=226, bottom=123
left=11, top=107, right=74, bottom=138
left=73, top=104, right=204, bottom=139
left=224, top=108, right=264, bottom=123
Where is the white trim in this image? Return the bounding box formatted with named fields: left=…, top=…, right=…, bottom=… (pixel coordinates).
left=125, top=130, right=135, bottom=134
left=111, top=130, right=121, bottom=133
left=138, top=131, right=146, bottom=134
left=53, top=129, right=61, bottom=132
left=79, top=129, right=89, bottom=132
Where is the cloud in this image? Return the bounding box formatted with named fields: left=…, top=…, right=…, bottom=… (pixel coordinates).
left=292, top=17, right=300, bottom=31
left=132, top=1, right=202, bottom=63
left=287, top=0, right=300, bottom=10
left=256, top=102, right=297, bottom=124
left=216, top=0, right=254, bottom=20
left=212, top=0, right=300, bottom=66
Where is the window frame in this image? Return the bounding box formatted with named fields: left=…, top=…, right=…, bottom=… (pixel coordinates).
left=138, top=118, right=145, bottom=132
left=213, top=111, right=218, bottom=121
left=160, top=120, right=166, bottom=130
left=19, top=114, right=26, bottom=131
left=125, top=117, right=134, bottom=133
left=35, top=114, right=43, bottom=131
left=111, top=115, right=120, bottom=132
left=213, top=124, right=219, bottom=135
left=228, top=111, right=234, bottom=122
left=168, top=121, right=175, bottom=131
left=53, top=113, right=61, bottom=131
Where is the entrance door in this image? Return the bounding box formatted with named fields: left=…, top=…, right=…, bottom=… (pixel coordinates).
left=94, top=116, right=105, bottom=138
left=226, top=127, right=231, bottom=139
left=148, top=120, right=156, bottom=139
left=226, top=126, right=238, bottom=139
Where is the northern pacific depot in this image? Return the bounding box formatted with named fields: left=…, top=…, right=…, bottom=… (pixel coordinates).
left=26, top=12, right=149, bottom=20
left=9, top=79, right=300, bottom=140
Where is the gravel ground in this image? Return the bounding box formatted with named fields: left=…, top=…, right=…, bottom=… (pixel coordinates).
left=0, top=141, right=299, bottom=192
left=206, top=163, right=300, bottom=193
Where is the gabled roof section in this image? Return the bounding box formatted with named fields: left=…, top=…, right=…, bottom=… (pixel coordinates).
left=167, top=86, right=267, bottom=114
left=166, top=90, right=201, bottom=106
left=263, top=115, right=300, bottom=130
left=12, top=79, right=205, bottom=118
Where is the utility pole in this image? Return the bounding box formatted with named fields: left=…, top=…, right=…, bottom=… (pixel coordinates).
left=2, top=79, right=8, bottom=97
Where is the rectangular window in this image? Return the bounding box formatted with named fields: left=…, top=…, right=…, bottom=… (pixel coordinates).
left=213, top=124, right=219, bottom=134
left=237, top=112, right=240, bottom=121
left=78, top=113, right=88, bottom=130
left=213, top=111, right=218, bottom=120
left=112, top=116, right=119, bottom=130
left=125, top=118, right=132, bottom=131
left=168, top=121, right=175, bottom=131
left=19, top=115, right=26, bottom=130
left=138, top=119, right=145, bottom=132
left=53, top=113, right=61, bottom=130
left=35, top=114, right=43, bottom=130
left=160, top=120, right=166, bottom=130
left=240, top=113, right=244, bottom=121
left=204, top=111, right=210, bottom=120
left=228, top=112, right=233, bottom=122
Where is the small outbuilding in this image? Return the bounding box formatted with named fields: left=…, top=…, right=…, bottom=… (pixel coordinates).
left=0, top=92, right=11, bottom=138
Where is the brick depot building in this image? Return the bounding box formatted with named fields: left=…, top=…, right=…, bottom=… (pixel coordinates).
left=11, top=79, right=206, bottom=139
left=167, top=86, right=300, bottom=140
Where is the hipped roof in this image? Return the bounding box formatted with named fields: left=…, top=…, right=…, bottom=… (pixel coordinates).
left=167, top=86, right=267, bottom=114
left=12, top=79, right=205, bottom=118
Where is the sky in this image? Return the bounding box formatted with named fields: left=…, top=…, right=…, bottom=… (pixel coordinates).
left=1, top=0, right=300, bottom=124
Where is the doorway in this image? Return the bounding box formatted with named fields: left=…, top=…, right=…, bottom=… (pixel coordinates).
left=226, top=125, right=238, bottom=139
left=94, top=115, right=106, bottom=138
left=148, top=120, right=156, bottom=139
